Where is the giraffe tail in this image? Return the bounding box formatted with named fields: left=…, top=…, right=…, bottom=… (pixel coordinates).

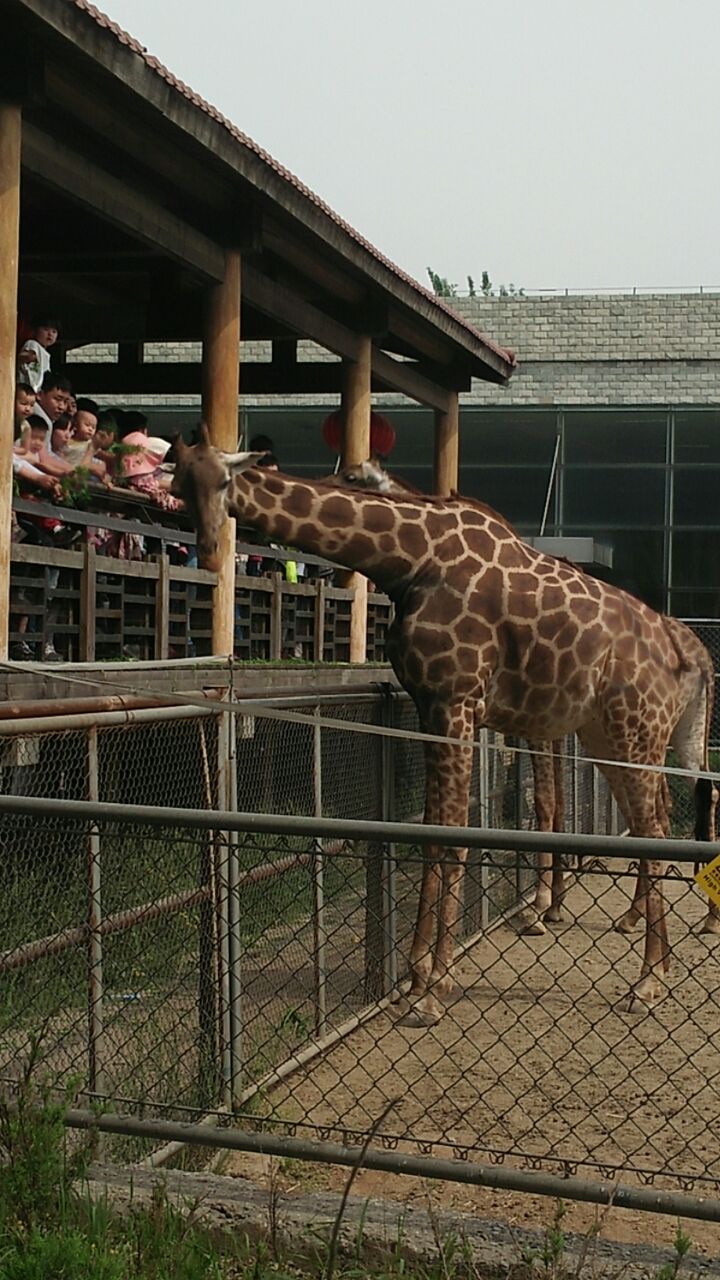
left=693, top=777, right=718, bottom=872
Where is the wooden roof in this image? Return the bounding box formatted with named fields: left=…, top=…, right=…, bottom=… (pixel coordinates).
left=8, top=0, right=517, bottom=410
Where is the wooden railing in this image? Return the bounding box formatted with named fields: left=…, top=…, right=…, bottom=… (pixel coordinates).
left=10, top=497, right=393, bottom=663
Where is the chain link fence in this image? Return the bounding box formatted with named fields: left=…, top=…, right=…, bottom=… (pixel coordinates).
left=0, top=694, right=715, bottom=1212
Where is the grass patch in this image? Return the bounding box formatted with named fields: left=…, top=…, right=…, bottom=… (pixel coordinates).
left=0, top=1059, right=704, bottom=1280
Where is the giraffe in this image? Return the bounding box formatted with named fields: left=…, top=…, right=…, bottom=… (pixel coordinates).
left=336, top=458, right=574, bottom=935
left=172, top=427, right=719, bottom=1025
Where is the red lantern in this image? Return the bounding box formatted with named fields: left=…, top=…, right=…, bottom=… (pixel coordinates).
left=322, top=411, right=396, bottom=458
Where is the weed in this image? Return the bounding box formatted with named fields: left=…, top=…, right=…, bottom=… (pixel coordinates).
left=653, top=1224, right=694, bottom=1280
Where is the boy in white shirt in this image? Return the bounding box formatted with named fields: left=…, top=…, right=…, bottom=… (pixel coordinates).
left=17, top=317, right=59, bottom=393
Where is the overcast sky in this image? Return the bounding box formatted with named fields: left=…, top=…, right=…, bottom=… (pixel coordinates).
left=100, top=0, right=720, bottom=294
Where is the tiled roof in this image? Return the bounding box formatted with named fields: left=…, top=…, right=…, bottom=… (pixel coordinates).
left=65, top=0, right=516, bottom=373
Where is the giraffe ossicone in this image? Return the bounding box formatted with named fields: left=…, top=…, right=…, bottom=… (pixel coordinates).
left=173, top=430, right=719, bottom=1025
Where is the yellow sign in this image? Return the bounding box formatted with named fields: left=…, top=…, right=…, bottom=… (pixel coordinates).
left=695, top=853, right=720, bottom=909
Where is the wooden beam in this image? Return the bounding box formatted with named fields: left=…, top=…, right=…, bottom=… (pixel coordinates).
left=202, top=250, right=241, bottom=656
left=243, top=266, right=452, bottom=409
left=63, top=360, right=341, bottom=395
left=0, top=104, right=22, bottom=661
left=263, top=218, right=366, bottom=306
left=433, top=394, right=460, bottom=497
left=242, top=263, right=363, bottom=362
left=21, top=123, right=225, bottom=282
left=372, top=349, right=451, bottom=412
left=63, top=358, right=458, bottom=408
left=341, top=338, right=372, bottom=664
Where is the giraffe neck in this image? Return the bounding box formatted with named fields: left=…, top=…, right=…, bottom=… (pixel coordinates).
left=227, top=469, right=434, bottom=591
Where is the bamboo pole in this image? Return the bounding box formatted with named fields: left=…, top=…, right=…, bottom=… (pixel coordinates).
left=202, top=249, right=241, bottom=656
left=341, top=337, right=371, bottom=663
left=433, top=392, right=460, bottom=496
left=0, top=106, right=22, bottom=661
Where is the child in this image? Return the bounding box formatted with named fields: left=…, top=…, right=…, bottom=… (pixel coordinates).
left=120, top=429, right=182, bottom=510
left=14, top=382, right=36, bottom=435
left=14, top=416, right=69, bottom=539
left=61, top=398, right=110, bottom=487
left=17, top=317, right=59, bottom=393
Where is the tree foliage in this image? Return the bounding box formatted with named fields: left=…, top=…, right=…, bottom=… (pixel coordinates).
left=427, top=267, right=525, bottom=298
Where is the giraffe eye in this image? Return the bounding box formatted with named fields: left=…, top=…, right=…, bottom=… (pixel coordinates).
left=220, top=477, right=231, bottom=489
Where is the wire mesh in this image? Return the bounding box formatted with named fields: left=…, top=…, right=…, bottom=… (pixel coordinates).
left=0, top=700, right=716, bottom=1200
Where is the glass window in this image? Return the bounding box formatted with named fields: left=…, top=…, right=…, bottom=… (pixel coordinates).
left=563, top=467, right=666, bottom=526
left=669, top=590, right=720, bottom=619
left=674, top=410, right=720, bottom=464
left=671, top=532, right=720, bottom=589
left=673, top=469, right=720, bottom=526
left=564, top=527, right=665, bottom=612
left=564, top=410, right=667, bottom=464
left=461, top=410, right=559, bottom=464
left=465, top=467, right=554, bottom=528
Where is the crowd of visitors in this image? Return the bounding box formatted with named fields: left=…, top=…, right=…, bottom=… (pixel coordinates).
left=11, top=318, right=192, bottom=659
left=10, top=324, right=328, bottom=661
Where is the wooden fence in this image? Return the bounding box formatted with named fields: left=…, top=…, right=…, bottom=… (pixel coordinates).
left=9, top=544, right=392, bottom=664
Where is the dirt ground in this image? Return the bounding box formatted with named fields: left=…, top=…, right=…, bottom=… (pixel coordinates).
left=225, top=861, right=720, bottom=1256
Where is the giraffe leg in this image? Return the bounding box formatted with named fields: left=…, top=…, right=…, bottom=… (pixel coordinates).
left=400, top=748, right=441, bottom=1019
left=615, top=774, right=674, bottom=933
left=617, top=776, right=671, bottom=1011
left=700, top=900, right=720, bottom=934
left=428, top=846, right=468, bottom=1001
left=620, top=855, right=670, bottom=1012
left=545, top=741, right=570, bottom=924
left=519, top=741, right=556, bottom=935
left=578, top=727, right=669, bottom=1011
left=399, top=707, right=474, bottom=1027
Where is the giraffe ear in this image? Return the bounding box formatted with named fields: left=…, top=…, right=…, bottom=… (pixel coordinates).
left=219, top=450, right=266, bottom=471
left=199, top=422, right=211, bottom=446
left=173, top=434, right=188, bottom=459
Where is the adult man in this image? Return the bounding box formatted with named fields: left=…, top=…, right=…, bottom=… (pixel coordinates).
left=33, top=372, right=72, bottom=439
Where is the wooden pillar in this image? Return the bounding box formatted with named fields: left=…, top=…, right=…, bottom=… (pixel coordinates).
left=202, top=249, right=240, bottom=656
left=0, top=106, right=21, bottom=661
left=433, top=392, right=460, bottom=497
left=341, top=337, right=372, bottom=663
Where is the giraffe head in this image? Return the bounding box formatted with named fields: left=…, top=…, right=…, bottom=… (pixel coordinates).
left=171, top=424, right=262, bottom=563
left=335, top=458, right=396, bottom=493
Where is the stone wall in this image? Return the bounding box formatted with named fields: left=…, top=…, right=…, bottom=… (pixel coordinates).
left=66, top=293, right=720, bottom=409
left=453, top=293, right=720, bottom=405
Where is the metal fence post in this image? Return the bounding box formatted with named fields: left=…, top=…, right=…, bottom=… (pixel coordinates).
left=592, top=756, right=602, bottom=837
left=478, top=728, right=490, bottom=931
left=226, top=710, right=243, bottom=1106
left=312, top=705, right=327, bottom=1035
left=572, top=735, right=580, bottom=834
left=365, top=690, right=392, bottom=1001
left=215, top=712, right=233, bottom=1108
left=198, top=719, right=221, bottom=1108
left=86, top=726, right=105, bottom=1098
left=380, top=686, right=397, bottom=995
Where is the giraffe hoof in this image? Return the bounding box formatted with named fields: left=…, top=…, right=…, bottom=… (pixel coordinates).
left=698, top=914, right=720, bottom=936
left=396, top=994, right=444, bottom=1027
left=518, top=909, right=547, bottom=937
left=544, top=906, right=567, bottom=925
left=614, top=911, right=642, bottom=935
left=617, top=976, right=665, bottom=1014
